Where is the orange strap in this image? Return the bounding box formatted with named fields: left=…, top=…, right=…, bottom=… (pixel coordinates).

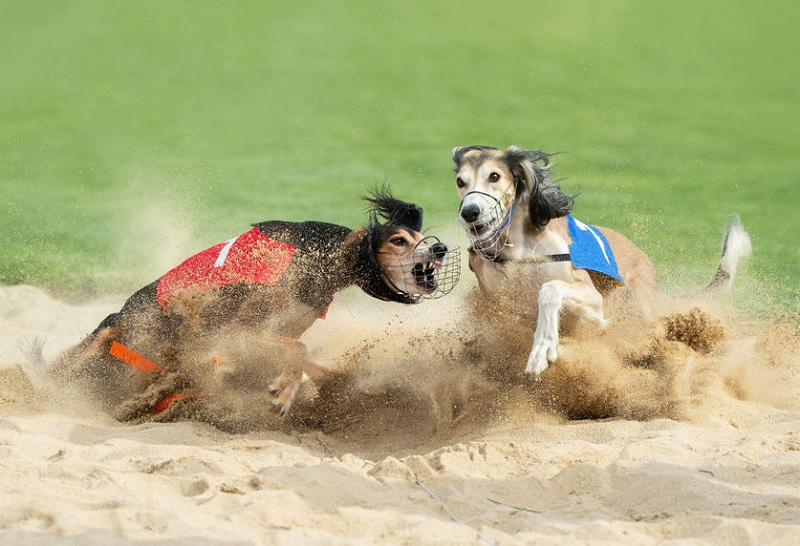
left=108, top=341, right=207, bottom=414
left=151, top=393, right=185, bottom=413
left=109, top=341, right=163, bottom=374
left=151, top=392, right=207, bottom=414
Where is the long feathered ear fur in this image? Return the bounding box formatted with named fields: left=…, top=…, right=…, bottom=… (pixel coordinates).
left=504, top=146, right=576, bottom=229
left=363, top=185, right=423, bottom=232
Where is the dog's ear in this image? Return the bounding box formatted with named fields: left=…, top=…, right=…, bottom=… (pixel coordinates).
left=505, top=146, right=551, bottom=165
left=391, top=201, right=423, bottom=232
left=503, top=146, right=575, bottom=228
left=452, top=145, right=497, bottom=167
left=364, top=186, right=424, bottom=232
left=503, top=146, right=552, bottom=189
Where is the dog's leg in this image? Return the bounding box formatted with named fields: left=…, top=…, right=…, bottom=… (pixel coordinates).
left=266, top=337, right=308, bottom=416
left=46, top=325, right=120, bottom=383
left=525, top=279, right=607, bottom=379
left=525, top=281, right=566, bottom=379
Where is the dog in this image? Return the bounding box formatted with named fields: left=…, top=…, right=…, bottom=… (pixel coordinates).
left=452, top=145, right=751, bottom=380
left=46, top=187, right=460, bottom=420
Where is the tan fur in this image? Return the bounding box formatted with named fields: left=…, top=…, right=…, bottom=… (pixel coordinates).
left=373, top=227, right=430, bottom=292
left=454, top=145, right=748, bottom=379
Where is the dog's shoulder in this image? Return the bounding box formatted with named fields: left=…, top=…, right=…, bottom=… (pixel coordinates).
left=253, top=220, right=351, bottom=252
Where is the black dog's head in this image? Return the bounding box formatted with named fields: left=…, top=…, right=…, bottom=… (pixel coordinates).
left=357, top=186, right=459, bottom=303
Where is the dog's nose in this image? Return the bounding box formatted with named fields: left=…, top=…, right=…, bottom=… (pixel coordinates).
left=431, top=242, right=447, bottom=259
left=460, top=204, right=480, bottom=223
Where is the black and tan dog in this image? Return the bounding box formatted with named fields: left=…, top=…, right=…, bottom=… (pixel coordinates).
left=47, top=187, right=459, bottom=421
left=452, top=145, right=751, bottom=380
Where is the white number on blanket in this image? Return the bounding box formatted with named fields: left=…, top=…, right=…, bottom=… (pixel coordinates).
left=214, top=236, right=240, bottom=268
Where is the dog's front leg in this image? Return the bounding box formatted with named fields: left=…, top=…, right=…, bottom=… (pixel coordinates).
left=267, top=337, right=307, bottom=416
left=46, top=325, right=120, bottom=383
left=525, top=281, right=567, bottom=379
left=525, top=278, right=608, bottom=380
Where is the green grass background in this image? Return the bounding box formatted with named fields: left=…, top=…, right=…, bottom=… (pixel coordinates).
left=1, top=1, right=798, bottom=317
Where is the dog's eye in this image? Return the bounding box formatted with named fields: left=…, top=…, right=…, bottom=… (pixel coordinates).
left=456, top=176, right=465, bottom=188
left=488, top=172, right=500, bottom=182
left=390, top=237, right=407, bottom=246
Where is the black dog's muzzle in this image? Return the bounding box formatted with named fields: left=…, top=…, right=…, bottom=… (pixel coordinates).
left=384, top=236, right=461, bottom=300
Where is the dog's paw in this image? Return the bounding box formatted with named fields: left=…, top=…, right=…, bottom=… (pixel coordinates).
left=268, top=373, right=301, bottom=416
left=525, top=340, right=558, bottom=380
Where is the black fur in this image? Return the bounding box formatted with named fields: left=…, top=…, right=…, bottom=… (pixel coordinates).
left=357, top=187, right=424, bottom=304
left=48, top=188, right=429, bottom=411
left=364, top=184, right=424, bottom=232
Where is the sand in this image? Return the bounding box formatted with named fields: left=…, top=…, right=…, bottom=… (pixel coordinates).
left=1, top=282, right=799, bottom=545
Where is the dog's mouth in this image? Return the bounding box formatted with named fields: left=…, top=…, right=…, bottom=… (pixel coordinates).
left=463, top=214, right=510, bottom=250
left=466, top=222, right=491, bottom=238
left=383, top=237, right=460, bottom=299
left=412, top=260, right=442, bottom=292
left=459, top=190, right=515, bottom=258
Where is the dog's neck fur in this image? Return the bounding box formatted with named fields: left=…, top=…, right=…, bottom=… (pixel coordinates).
left=490, top=185, right=571, bottom=263
left=315, top=228, right=366, bottom=294
left=250, top=221, right=411, bottom=312
left=263, top=222, right=414, bottom=306
left=342, top=229, right=381, bottom=292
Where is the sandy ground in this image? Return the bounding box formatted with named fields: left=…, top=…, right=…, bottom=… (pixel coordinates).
left=1, top=282, right=799, bottom=545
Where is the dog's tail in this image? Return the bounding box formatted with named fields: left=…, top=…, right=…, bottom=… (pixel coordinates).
left=21, top=336, right=48, bottom=380
left=705, top=214, right=752, bottom=293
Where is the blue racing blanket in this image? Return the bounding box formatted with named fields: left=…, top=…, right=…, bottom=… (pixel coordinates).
left=567, top=215, right=624, bottom=284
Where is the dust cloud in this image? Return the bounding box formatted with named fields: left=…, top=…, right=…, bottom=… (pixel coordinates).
left=20, top=278, right=789, bottom=459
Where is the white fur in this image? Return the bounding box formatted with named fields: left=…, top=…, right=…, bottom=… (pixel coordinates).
left=717, top=215, right=752, bottom=288
left=454, top=146, right=751, bottom=381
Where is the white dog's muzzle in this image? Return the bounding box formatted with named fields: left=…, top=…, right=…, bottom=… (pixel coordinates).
left=459, top=190, right=515, bottom=260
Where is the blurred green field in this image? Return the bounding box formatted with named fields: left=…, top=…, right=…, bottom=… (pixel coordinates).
left=1, top=1, right=798, bottom=317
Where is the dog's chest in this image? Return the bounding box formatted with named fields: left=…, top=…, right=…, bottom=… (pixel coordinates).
left=469, top=251, right=572, bottom=317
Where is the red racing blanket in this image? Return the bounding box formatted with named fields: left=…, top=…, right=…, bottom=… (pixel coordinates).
left=156, top=227, right=296, bottom=309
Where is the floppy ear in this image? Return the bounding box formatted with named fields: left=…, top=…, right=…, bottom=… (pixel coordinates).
left=503, top=145, right=552, bottom=191
left=363, top=186, right=424, bottom=232
left=505, top=146, right=551, bottom=164
left=503, top=146, right=575, bottom=228
left=391, top=201, right=423, bottom=232
left=452, top=145, right=497, bottom=167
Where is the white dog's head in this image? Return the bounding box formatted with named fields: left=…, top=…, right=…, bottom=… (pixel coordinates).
left=452, top=145, right=574, bottom=257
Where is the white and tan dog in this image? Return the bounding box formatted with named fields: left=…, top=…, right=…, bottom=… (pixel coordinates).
left=453, top=145, right=751, bottom=379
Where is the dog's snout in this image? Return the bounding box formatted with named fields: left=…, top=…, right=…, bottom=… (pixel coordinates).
left=460, top=204, right=481, bottom=223
left=431, top=242, right=447, bottom=259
